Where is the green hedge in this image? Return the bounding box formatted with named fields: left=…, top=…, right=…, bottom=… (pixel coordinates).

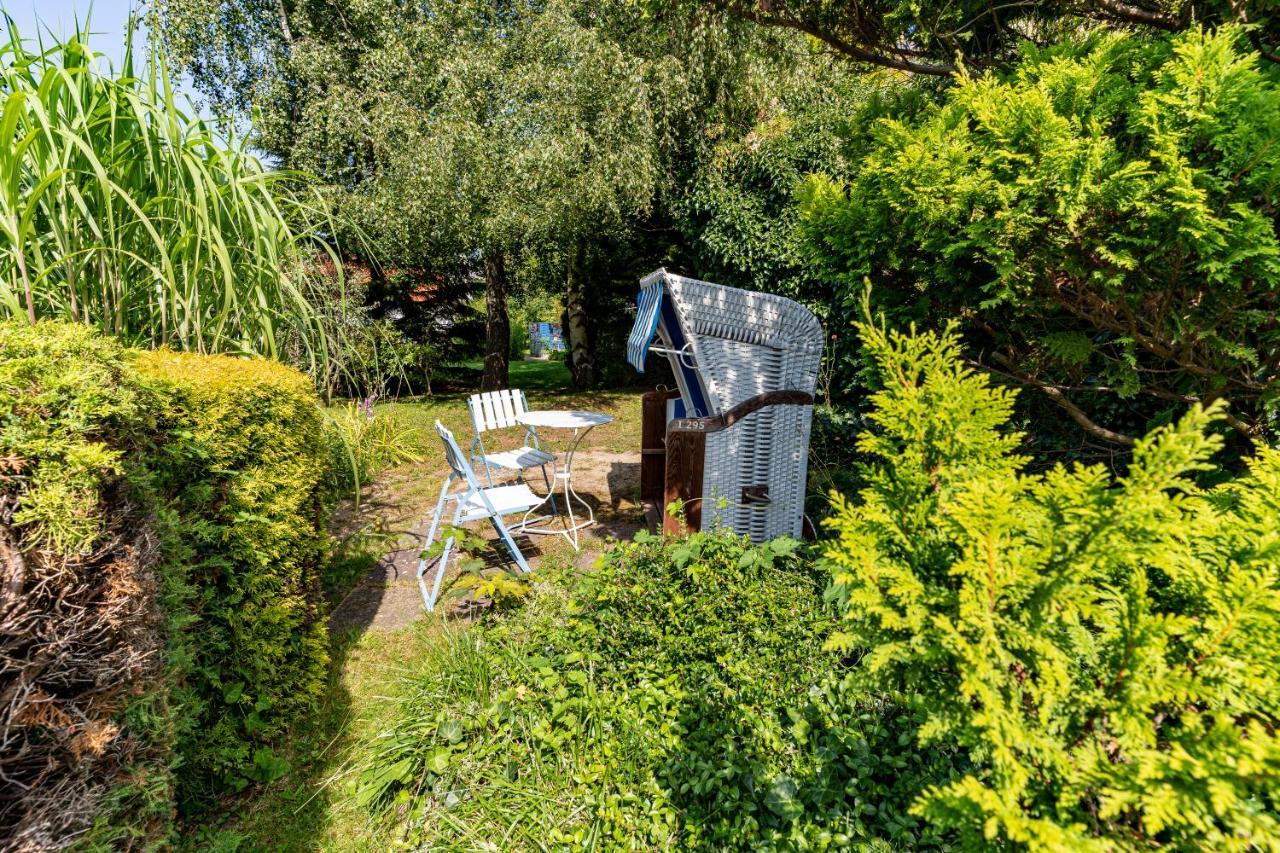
left=0, top=322, right=178, bottom=848
left=135, top=350, right=331, bottom=807
left=0, top=322, right=333, bottom=845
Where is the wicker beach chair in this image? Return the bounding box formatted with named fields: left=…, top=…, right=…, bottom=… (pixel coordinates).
left=626, top=269, right=823, bottom=542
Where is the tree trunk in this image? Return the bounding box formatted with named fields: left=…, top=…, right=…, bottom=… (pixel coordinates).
left=482, top=250, right=510, bottom=391
left=565, top=247, right=594, bottom=388
left=274, top=0, right=294, bottom=45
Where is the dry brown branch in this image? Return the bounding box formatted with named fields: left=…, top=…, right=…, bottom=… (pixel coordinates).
left=0, top=486, right=166, bottom=849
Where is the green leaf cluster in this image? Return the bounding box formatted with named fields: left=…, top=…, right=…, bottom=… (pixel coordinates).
left=824, top=317, right=1280, bottom=848
left=363, top=531, right=956, bottom=848
left=800, top=27, right=1280, bottom=442
left=0, top=321, right=151, bottom=553
left=676, top=63, right=883, bottom=313
left=658, top=0, right=1279, bottom=78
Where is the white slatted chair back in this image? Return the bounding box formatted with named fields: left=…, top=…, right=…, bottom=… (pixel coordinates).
left=437, top=421, right=484, bottom=490
left=468, top=389, right=530, bottom=434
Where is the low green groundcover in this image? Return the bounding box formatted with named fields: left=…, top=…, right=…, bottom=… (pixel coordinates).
left=361, top=530, right=956, bottom=849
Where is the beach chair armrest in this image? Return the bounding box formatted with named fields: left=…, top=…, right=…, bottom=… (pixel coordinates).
left=666, top=389, right=814, bottom=435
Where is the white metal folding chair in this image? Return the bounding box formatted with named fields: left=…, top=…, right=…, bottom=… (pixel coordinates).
left=417, top=421, right=540, bottom=612
left=467, top=389, right=556, bottom=491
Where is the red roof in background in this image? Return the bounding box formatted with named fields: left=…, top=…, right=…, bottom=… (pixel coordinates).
left=311, top=253, right=446, bottom=302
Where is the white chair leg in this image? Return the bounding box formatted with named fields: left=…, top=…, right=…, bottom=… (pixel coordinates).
left=473, top=436, right=495, bottom=487
left=417, top=479, right=452, bottom=611
left=423, top=534, right=455, bottom=611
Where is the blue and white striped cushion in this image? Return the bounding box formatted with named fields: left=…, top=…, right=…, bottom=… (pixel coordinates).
left=626, top=283, right=664, bottom=372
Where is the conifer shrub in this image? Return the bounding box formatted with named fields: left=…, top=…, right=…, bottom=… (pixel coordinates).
left=824, top=317, right=1280, bottom=848
left=135, top=351, right=332, bottom=806
left=800, top=26, right=1280, bottom=449
left=0, top=322, right=178, bottom=847
left=0, top=321, right=337, bottom=841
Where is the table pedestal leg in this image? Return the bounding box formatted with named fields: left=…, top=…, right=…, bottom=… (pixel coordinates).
left=518, top=425, right=597, bottom=551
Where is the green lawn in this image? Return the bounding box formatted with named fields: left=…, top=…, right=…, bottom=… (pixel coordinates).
left=460, top=356, right=573, bottom=391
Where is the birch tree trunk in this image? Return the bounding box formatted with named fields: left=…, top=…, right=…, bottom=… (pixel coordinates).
left=565, top=246, right=594, bottom=388
left=482, top=249, right=510, bottom=391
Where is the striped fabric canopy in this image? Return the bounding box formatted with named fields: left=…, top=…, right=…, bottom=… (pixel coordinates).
left=626, top=281, right=664, bottom=372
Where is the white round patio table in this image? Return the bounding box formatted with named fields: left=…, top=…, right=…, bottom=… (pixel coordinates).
left=516, top=410, right=613, bottom=550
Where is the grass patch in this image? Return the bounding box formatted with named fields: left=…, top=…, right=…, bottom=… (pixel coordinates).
left=458, top=357, right=573, bottom=392
left=351, top=532, right=885, bottom=850
left=375, top=387, right=643, bottom=458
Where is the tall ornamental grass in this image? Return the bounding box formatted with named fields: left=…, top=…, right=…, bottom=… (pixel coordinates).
left=0, top=19, right=333, bottom=362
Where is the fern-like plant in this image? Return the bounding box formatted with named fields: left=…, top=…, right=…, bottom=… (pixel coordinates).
left=825, top=317, right=1280, bottom=849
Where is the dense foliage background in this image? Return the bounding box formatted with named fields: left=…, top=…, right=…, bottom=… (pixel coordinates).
left=150, top=0, right=1279, bottom=464
left=825, top=317, right=1280, bottom=847
left=2, top=0, right=1278, bottom=844
left=801, top=27, right=1280, bottom=454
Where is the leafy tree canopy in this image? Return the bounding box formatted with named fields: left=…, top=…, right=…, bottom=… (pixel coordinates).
left=800, top=27, right=1280, bottom=448
left=667, top=0, right=1279, bottom=75
left=153, top=0, right=856, bottom=387
left=155, top=0, right=672, bottom=387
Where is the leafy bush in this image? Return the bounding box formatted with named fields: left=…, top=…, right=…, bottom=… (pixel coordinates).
left=362, top=531, right=957, bottom=848
left=824, top=317, right=1280, bottom=847
left=0, top=322, right=178, bottom=847
left=800, top=27, right=1280, bottom=449
left=324, top=398, right=420, bottom=506
left=134, top=351, right=333, bottom=807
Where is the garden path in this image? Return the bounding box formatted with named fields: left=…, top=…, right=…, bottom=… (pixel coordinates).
left=200, top=383, right=648, bottom=846
left=329, top=388, right=647, bottom=632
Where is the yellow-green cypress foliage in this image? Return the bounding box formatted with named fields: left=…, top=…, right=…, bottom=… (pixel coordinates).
left=825, top=319, right=1280, bottom=849
left=135, top=351, right=331, bottom=806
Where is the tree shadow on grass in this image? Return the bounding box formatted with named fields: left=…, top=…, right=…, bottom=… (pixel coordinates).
left=181, top=480, right=403, bottom=849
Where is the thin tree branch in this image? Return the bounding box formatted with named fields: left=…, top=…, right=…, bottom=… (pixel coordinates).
left=723, top=2, right=959, bottom=75
left=1087, top=0, right=1181, bottom=29
left=274, top=0, right=294, bottom=46
left=984, top=354, right=1137, bottom=446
